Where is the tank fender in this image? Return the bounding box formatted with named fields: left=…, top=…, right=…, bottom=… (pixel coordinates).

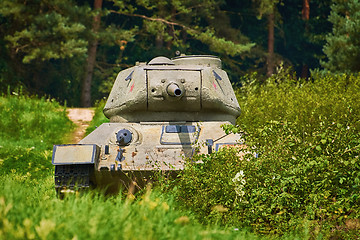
left=52, top=144, right=100, bottom=165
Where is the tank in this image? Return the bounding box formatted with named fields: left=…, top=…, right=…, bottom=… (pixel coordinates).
left=52, top=55, right=242, bottom=196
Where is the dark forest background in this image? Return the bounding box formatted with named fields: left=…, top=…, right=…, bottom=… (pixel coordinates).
left=1, top=0, right=359, bottom=107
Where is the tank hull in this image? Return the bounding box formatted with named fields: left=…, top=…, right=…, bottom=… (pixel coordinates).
left=52, top=121, right=242, bottom=194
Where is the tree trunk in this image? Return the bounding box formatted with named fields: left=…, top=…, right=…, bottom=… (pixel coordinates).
left=302, top=0, right=310, bottom=20
left=266, top=9, right=275, bottom=77
left=301, top=64, right=309, bottom=79
left=301, top=0, right=310, bottom=79
left=81, top=0, right=102, bottom=107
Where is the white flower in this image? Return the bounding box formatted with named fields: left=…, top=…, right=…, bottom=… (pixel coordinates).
left=232, top=170, right=246, bottom=200
left=232, top=171, right=244, bottom=183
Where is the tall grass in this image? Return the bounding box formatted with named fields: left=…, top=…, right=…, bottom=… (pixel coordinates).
left=0, top=94, right=73, bottom=149
left=0, top=175, right=263, bottom=240
left=0, top=94, right=74, bottom=178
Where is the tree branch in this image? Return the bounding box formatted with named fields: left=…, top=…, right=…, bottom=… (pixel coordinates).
left=109, top=10, right=190, bottom=30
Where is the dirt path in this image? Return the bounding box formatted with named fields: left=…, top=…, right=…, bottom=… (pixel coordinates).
left=67, top=108, right=95, bottom=144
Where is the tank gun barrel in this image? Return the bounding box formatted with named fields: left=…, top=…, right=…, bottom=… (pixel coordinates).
left=167, top=83, right=183, bottom=97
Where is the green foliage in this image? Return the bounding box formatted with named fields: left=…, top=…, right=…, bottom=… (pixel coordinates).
left=322, top=0, right=360, bottom=72
left=237, top=65, right=360, bottom=134
left=253, top=0, right=280, bottom=18
left=174, top=70, right=360, bottom=238
left=242, top=121, right=360, bottom=237
left=0, top=0, right=335, bottom=106
left=0, top=0, right=91, bottom=63
left=176, top=148, right=245, bottom=221
left=188, top=29, right=255, bottom=56
left=110, top=0, right=255, bottom=56
left=0, top=0, right=92, bottom=106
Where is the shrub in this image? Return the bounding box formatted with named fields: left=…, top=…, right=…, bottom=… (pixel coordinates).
left=174, top=71, right=360, bottom=238
left=237, top=68, right=360, bottom=134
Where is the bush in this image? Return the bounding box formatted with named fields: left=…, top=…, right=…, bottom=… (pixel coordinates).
left=237, top=68, right=360, bottom=134
left=174, top=70, right=360, bottom=238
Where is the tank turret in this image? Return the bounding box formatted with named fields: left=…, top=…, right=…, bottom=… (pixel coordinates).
left=103, top=55, right=240, bottom=124
left=51, top=55, right=243, bottom=196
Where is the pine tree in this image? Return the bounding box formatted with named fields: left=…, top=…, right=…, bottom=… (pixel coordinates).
left=0, top=0, right=92, bottom=102
left=0, top=0, right=91, bottom=63
left=109, top=0, right=255, bottom=57
left=322, top=0, right=360, bottom=72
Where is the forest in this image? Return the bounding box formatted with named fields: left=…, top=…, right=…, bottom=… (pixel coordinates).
left=1, top=0, right=359, bottom=107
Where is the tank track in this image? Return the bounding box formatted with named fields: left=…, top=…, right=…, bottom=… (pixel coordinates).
left=55, top=164, right=94, bottom=197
